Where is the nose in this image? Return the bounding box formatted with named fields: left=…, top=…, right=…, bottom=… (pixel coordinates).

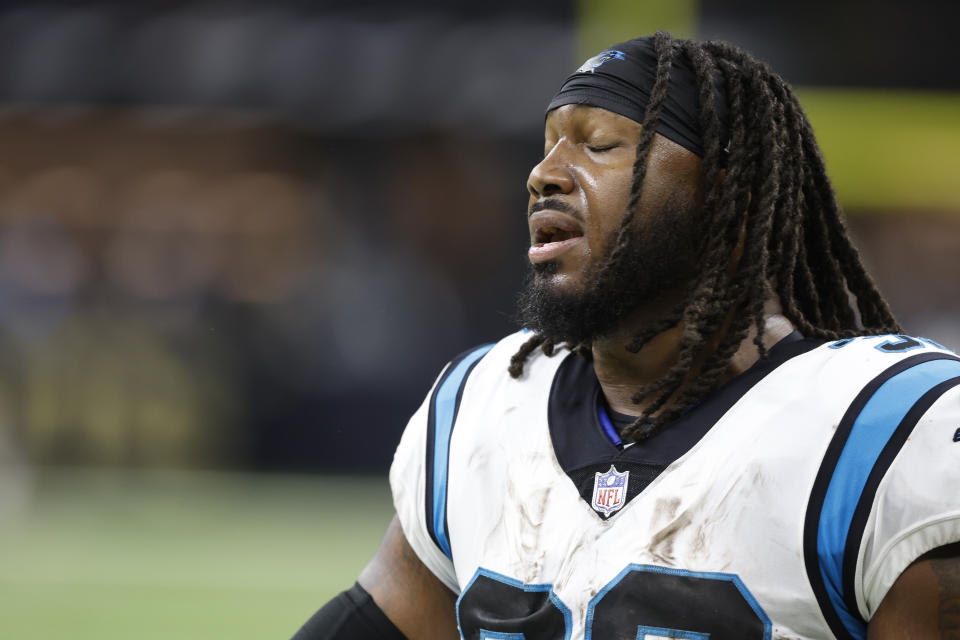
left=527, top=144, right=574, bottom=198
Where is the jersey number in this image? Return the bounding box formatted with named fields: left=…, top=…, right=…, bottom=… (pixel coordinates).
left=457, top=565, right=771, bottom=640
left=829, top=334, right=946, bottom=353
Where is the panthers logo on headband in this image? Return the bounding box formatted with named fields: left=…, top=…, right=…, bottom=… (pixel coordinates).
left=576, top=49, right=626, bottom=73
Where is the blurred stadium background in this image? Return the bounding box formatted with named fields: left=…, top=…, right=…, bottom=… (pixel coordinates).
left=0, top=0, right=958, bottom=637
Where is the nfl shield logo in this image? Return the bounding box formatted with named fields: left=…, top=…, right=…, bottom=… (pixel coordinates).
left=591, top=465, right=629, bottom=516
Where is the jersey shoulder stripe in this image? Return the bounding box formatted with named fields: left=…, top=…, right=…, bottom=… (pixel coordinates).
left=803, top=348, right=960, bottom=640
left=841, top=371, right=960, bottom=620
left=424, top=343, right=495, bottom=560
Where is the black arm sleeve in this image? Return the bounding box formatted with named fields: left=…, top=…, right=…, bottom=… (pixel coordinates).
left=291, top=582, right=407, bottom=640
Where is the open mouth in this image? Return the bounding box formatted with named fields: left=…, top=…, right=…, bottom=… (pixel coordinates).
left=533, top=225, right=583, bottom=245
left=528, top=211, right=585, bottom=263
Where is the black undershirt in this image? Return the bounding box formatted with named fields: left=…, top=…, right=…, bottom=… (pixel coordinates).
left=605, top=404, right=639, bottom=435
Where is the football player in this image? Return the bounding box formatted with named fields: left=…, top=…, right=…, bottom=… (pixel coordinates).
left=293, top=32, right=960, bottom=639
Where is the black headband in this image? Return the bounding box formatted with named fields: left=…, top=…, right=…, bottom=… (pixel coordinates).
left=546, top=37, right=729, bottom=157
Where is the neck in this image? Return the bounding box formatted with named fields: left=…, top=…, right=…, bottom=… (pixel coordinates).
left=592, top=301, right=795, bottom=417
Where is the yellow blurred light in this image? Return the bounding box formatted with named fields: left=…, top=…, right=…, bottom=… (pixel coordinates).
left=796, top=89, right=960, bottom=212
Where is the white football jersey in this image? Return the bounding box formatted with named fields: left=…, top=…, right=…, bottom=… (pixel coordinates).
left=390, top=330, right=960, bottom=640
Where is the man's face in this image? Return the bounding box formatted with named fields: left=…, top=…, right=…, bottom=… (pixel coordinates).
left=517, top=105, right=703, bottom=343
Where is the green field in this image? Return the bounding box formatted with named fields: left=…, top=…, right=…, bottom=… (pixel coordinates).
left=0, top=468, right=394, bottom=639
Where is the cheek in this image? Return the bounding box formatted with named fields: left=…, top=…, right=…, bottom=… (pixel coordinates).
left=585, top=192, right=632, bottom=258
left=640, top=143, right=704, bottom=211
left=590, top=172, right=635, bottom=229
left=576, top=160, right=648, bottom=252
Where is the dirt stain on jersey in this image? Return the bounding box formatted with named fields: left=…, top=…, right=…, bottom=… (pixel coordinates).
left=690, top=523, right=708, bottom=556
left=499, top=458, right=554, bottom=582
left=652, top=465, right=768, bottom=564
left=647, top=496, right=691, bottom=565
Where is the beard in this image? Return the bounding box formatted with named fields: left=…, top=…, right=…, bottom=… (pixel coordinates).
left=515, top=194, right=700, bottom=345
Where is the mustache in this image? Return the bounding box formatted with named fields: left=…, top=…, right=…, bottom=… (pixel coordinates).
left=528, top=198, right=584, bottom=223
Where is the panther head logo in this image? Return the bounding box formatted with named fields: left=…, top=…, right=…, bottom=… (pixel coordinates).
left=576, top=49, right=626, bottom=73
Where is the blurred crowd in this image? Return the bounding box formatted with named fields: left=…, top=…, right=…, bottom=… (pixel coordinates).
left=0, top=109, right=544, bottom=471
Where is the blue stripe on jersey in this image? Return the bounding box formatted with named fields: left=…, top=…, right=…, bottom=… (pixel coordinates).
left=430, top=343, right=494, bottom=560
left=817, top=357, right=960, bottom=639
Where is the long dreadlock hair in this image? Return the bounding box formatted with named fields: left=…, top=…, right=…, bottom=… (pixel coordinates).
left=508, top=31, right=901, bottom=442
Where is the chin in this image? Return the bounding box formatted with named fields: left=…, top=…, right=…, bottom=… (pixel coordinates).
left=532, top=260, right=589, bottom=290
left=517, top=266, right=607, bottom=345
left=518, top=242, right=693, bottom=345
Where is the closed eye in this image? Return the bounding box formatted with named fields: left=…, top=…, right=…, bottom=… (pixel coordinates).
left=587, top=143, right=621, bottom=153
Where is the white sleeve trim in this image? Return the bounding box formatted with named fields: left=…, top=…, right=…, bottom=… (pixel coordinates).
left=388, top=379, right=460, bottom=594
left=390, top=464, right=460, bottom=593
left=861, top=511, right=960, bottom=618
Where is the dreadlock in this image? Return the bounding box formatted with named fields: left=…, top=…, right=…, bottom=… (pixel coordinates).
left=508, top=31, right=901, bottom=441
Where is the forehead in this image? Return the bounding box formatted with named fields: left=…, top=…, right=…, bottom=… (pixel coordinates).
left=544, top=104, right=642, bottom=137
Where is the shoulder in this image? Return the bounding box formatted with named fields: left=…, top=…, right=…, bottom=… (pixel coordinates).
left=797, top=333, right=960, bottom=630
left=813, top=333, right=955, bottom=364
left=435, top=331, right=572, bottom=395
left=420, top=332, right=574, bottom=441
left=805, top=334, right=960, bottom=422
left=775, top=333, right=960, bottom=395
left=735, top=334, right=959, bottom=428
left=388, top=330, right=571, bottom=589
left=440, top=331, right=534, bottom=380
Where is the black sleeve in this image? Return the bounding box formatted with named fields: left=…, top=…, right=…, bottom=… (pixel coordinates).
left=291, top=582, right=407, bottom=640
